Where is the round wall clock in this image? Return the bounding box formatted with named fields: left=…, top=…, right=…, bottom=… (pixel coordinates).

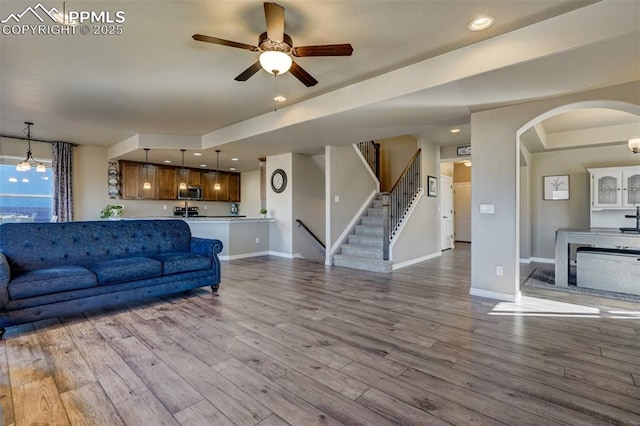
left=271, top=169, right=287, bottom=193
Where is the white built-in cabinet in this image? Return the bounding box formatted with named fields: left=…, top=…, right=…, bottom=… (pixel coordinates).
left=589, top=166, right=640, bottom=228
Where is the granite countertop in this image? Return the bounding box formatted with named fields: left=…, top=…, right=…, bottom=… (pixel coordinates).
left=124, top=216, right=273, bottom=222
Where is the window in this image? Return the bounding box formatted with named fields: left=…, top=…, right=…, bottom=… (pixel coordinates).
left=0, top=162, right=53, bottom=222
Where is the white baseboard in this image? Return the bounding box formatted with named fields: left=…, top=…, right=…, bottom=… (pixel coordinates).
left=392, top=251, right=441, bottom=270
left=268, top=251, right=304, bottom=259
left=530, top=257, right=555, bottom=264
left=470, top=287, right=521, bottom=302
left=519, top=258, right=531, bottom=264
left=219, top=251, right=270, bottom=261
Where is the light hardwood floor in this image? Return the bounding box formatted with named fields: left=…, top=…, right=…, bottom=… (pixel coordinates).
left=1, top=244, right=639, bottom=425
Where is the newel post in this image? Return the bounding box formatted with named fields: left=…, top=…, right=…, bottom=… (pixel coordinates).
left=381, top=192, right=391, bottom=260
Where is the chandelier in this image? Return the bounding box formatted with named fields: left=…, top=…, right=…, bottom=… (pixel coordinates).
left=16, top=122, right=46, bottom=172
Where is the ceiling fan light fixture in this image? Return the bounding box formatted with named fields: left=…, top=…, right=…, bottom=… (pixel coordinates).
left=629, top=138, right=640, bottom=154
left=259, top=51, right=292, bottom=75
left=468, top=15, right=495, bottom=31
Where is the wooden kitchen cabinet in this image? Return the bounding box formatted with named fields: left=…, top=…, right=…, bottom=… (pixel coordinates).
left=120, top=161, right=157, bottom=200
left=118, top=160, right=239, bottom=202
left=157, top=166, right=177, bottom=200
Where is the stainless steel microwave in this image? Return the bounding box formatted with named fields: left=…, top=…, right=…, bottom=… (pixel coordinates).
left=177, top=186, right=203, bottom=200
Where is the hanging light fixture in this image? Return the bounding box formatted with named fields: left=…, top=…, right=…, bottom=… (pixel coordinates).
left=179, top=149, right=187, bottom=190
left=143, top=148, right=152, bottom=190
left=214, top=150, right=221, bottom=191
left=628, top=138, right=640, bottom=154
left=16, top=122, right=46, bottom=173
left=259, top=52, right=292, bottom=76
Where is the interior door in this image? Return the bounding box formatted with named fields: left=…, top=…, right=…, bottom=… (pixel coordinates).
left=440, top=175, right=454, bottom=250
left=454, top=182, right=472, bottom=242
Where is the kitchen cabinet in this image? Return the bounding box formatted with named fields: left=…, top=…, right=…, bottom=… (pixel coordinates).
left=157, top=166, right=177, bottom=200
left=120, top=161, right=157, bottom=200
left=118, top=160, right=240, bottom=202
left=589, top=166, right=640, bottom=228
left=590, top=166, right=640, bottom=209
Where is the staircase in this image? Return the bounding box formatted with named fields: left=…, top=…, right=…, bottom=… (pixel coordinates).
left=333, top=195, right=393, bottom=273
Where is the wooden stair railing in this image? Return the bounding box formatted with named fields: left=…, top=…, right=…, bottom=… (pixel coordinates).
left=295, top=219, right=326, bottom=249
left=386, top=148, right=422, bottom=243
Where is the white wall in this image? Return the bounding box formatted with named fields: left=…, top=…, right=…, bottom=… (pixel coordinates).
left=266, top=153, right=294, bottom=256
left=240, top=169, right=261, bottom=217
left=326, top=145, right=378, bottom=258
left=471, top=81, right=640, bottom=302
left=73, top=145, right=111, bottom=221
left=292, top=154, right=326, bottom=263
left=377, top=135, right=418, bottom=192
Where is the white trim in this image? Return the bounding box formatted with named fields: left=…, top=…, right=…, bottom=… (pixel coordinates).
left=392, top=251, right=441, bottom=270
left=268, top=251, right=304, bottom=259
left=352, top=143, right=381, bottom=193
left=530, top=257, right=555, bottom=264
left=389, top=189, right=424, bottom=251
left=470, top=288, right=521, bottom=303
left=325, top=146, right=332, bottom=265
left=330, top=188, right=378, bottom=255
left=219, top=251, right=270, bottom=261
left=519, top=258, right=531, bottom=264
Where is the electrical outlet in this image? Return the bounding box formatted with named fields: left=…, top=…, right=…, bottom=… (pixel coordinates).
left=496, top=266, right=503, bottom=276
left=256, top=237, right=260, bottom=244
left=163, top=205, right=167, bottom=210
left=335, top=195, right=340, bottom=203
left=204, top=205, right=208, bottom=210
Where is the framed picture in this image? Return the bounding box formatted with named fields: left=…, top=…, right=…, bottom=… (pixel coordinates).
left=543, top=175, right=569, bottom=200
left=427, top=175, right=438, bottom=197
left=457, top=145, right=471, bottom=156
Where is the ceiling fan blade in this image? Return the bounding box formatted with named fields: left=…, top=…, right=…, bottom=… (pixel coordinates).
left=234, top=61, right=263, bottom=81
left=192, top=34, right=258, bottom=52
left=289, top=62, right=318, bottom=87
left=292, top=44, right=354, bottom=57
left=264, top=2, right=285, bottom=42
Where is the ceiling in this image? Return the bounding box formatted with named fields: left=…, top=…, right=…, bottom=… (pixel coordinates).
left=1, top=0, right=638, bottom=173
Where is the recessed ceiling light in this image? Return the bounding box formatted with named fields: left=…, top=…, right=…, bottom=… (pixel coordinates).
left=231, top=157, right=239, bottom=161
left=450, top=128, right=461, bottom=134
left=468, top=15, right=494, bottom=31
left=164, top=160, right=172, bottom=164
left=229, top=167, right=236, bottom=171
left=193, top=152, right=202, bottom=156
left=274, top=96, right=286, bottom=103
left=200, top=164, right=207, bottom=167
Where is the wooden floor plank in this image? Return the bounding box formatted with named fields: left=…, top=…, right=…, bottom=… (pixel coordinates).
left=2, top=245, right=639, bottom=424
left=213, top=357, right=342, bottom=426
left=12, top=376, right=69, bottom=426
left=114, top=391, right=179, bottom=426
left=109, top=336, right=203, bottom=414
left=153, top=343, right=271, bottom=425
left=59, top=382, right=124, bottom=426
left=173, top=399, right=235, bottom=426
left=0, top=340, right=15, bottom=426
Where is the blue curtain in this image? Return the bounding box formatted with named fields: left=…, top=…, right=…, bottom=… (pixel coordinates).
left=52, top=142, right=74, bottom=222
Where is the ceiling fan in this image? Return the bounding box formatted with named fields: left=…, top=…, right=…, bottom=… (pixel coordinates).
left=192, top=2, right=353, bottom=87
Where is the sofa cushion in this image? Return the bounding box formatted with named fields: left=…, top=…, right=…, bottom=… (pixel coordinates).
left=150, top=252, right=211, bottom=275
left=9, top=266, right=97, bottom=299
left=88, top=257, right=162, bottom=285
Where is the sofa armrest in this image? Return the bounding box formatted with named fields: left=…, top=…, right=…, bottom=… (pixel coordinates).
left=190, top=237, right=223, bottom=269
left=0, top=253, right=10, bottom=308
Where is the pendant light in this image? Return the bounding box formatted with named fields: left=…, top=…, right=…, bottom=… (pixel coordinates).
left=143, top=148, right=151, bottom=190
left=179, top=149, right=187, bottom=190
left=214, top=150, right=221, bottom=191
left=16, top=122, right=46, bottom=173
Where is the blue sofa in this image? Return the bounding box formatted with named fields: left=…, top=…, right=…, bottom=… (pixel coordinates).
left=0, top=219, right=222, bottom=339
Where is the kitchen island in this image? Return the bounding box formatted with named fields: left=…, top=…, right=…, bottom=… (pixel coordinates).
left=126, top=216, right=274, bottom=260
